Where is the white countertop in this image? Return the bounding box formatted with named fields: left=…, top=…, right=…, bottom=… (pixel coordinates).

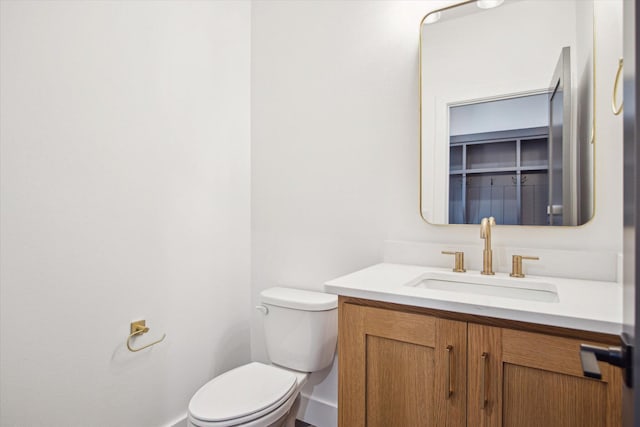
left=324, top=263, right=623, bottom=335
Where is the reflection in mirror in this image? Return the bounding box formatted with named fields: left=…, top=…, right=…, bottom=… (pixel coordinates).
left=420, top=0, right=594, bottom=226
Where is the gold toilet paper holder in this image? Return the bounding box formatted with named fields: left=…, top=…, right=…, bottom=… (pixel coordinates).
left=126, top=320, right=166, bottom=352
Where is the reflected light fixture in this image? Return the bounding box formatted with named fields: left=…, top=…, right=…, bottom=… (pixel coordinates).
left=477, top=0, right=505, bottom=9
left=423, top=11, right=441, bottom=24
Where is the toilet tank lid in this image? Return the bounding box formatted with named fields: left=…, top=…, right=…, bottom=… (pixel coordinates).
left=260, top=287, right=337, bottom=311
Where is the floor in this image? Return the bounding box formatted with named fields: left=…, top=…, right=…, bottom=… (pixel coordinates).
left=295, top=421, right=314, bottom=427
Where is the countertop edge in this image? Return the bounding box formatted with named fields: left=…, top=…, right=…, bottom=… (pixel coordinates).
left=325, top=284, right=622, bottom=337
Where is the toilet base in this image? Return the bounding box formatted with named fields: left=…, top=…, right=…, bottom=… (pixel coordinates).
left=267, top=394, right=300, bottom=427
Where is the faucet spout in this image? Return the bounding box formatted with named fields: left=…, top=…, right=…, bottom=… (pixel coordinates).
left=480, top=216, right=496, bottom=275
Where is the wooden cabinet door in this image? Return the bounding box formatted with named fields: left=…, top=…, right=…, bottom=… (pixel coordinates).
left=468, top=324, right=622, bottom=427
left=338, top=302, right=466, bottom=427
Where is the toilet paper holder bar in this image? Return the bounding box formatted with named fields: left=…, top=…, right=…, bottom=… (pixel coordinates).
left=126, top=320, right=166, bottom=352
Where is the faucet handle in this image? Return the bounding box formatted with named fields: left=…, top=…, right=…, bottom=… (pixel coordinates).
left=510, top=255, right=539, bottom=278
left=442, top=251, right=466, bottom=273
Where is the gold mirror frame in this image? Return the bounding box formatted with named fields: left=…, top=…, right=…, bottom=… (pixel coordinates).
left=418, top=0, right=597, bottom=227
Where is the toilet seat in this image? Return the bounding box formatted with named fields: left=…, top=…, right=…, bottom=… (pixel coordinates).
left=188, top=362, right=300, bottom=427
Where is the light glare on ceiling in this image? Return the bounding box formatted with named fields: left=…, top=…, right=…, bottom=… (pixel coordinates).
left=424, top=12, right=441, bottom=25
left=477, top=0, right=505, bottom=9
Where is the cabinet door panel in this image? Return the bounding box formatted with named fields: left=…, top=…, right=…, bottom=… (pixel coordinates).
left=501, top=329, right=621, bottom=427
left=468, top=324, right=622, bottom=427
left=503, top=363, right=608, bottom=427
left=339, top=302, right=466, bottom=427
left=366, top=336, right=434, bottom=427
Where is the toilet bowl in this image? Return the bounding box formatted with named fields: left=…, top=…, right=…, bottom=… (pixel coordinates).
left=187, top=288, right=338, bottom=427
left=187, top=362, right=307, bottom=427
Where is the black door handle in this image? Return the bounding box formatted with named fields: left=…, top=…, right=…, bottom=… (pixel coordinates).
left=580, top=347, right=604, bottom=379
left=580, top=339, right=632, bottom=387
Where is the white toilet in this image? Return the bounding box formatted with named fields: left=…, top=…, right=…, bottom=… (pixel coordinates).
left=187, top=287, right=338, bottom=427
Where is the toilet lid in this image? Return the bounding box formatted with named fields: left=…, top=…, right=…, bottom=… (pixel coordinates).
left=188, top=362, right=298, bottom=423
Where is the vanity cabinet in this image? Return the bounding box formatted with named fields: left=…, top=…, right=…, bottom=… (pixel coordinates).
left=338, top=298, right=622, bottom=427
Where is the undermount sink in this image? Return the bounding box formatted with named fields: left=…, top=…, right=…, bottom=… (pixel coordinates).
left=404, top=271, right=559, bottom=303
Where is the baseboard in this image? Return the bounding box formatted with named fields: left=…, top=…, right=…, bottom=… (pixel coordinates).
left=297, top=393, right=337, bottom=427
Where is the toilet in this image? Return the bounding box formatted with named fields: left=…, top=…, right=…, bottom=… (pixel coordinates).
left=187, top=287, right=338, bottom=427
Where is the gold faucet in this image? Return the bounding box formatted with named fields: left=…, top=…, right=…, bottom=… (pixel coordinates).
left=480, top=216, right=496, bottom=275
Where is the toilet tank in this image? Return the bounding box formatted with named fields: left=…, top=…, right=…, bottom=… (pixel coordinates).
left=259, top=287, right=338, bottom=372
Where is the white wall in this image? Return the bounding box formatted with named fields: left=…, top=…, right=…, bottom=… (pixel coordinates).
left=251, top=1, right=623, bottom=427
left=0, top=2, right=251, bottom=426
